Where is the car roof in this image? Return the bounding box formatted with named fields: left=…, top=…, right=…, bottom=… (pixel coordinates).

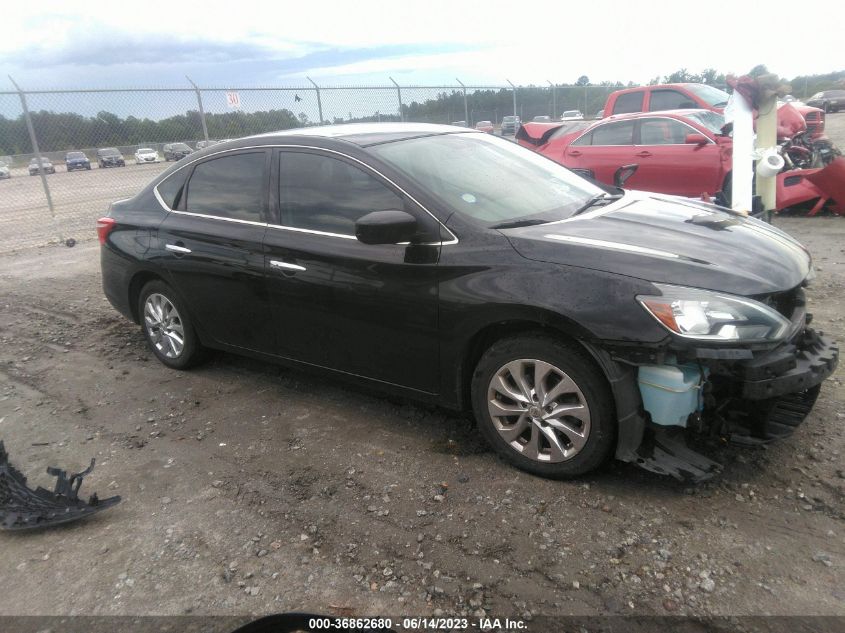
left=249, top=122, right=481, bottom=147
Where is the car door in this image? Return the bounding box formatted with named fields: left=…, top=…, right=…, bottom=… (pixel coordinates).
left=263, top=148, right=442, bottom=393
left=626, top=117, right=722, bottom=197
left=562, top=120, right=636, bottom=186
left=154, top=149, right=274, bottom=351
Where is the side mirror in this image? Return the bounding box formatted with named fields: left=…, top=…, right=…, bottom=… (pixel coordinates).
left=355, top=210, right=418, bottom=245
left=685, top=133, right=708, bottom=145
left=613, top=163, right=639, bottom=188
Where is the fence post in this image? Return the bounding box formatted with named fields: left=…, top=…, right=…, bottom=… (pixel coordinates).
left=307, top=76, right=324, bottom=125
left=547, top=80, right=556, bottom=118
left=8, top=75, right=64, bottom=245
left=506, top=79, right=517, bottom=118
left=456, top=78, right=469, bottom=125
left=390, top=77, right=404, bottom=122
left=186, top=76, right=209, bottom=142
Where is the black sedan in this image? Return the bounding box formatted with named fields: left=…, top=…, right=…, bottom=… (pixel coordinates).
left=163, top=143, right=194, bottom=161
left=97, top=148, right=126, bottom=168
left=98, top=123, right=837, bottom=481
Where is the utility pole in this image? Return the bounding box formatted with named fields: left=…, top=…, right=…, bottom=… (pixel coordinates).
left=506, top=79, right=517, bottom=118
left=547, top=80, right=556, bottom=118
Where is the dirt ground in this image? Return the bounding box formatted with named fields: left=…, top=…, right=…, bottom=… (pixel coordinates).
left=0, top=214, right=843, bottom=620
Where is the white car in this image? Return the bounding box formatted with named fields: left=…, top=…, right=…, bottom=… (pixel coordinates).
left=0, top=162, right=10, bottom=180
left=561, top=110, right=584, bottom=121
left=134, top=148, right=160, bottom=164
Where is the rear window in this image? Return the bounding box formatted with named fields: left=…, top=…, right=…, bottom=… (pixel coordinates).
left=649, top=89, right=697, bottom=111
left=612, top=91, right=644, bottom=114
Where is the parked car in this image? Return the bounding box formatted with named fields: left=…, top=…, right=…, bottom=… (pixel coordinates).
left=518, top=109, right=732, bottom=199
left=561, top=110, right=584, bottom=121
left=450, top=121, right=468, bottom=127
left=594, top=109, right=604, bottom=119
left=195, top=140, right=218, bottom=150
left=28, top=157, right=56, bottom=175
left=500, top=115, right=521, bottom=135
left=603, top=83, right=826, bottom=139
left=474, top=120, right=494, bottom=133
left=806, top=90, right=845, bottom=113
left=532, top=115, right=552, bottom=122
left=135, top=147, right=160, bottom=164
left=163, top=143, right=194, bottom=161
left=0, top=161, right=10, bottom=179
left=97, top=148, right=126, bottom=168
left=98, top=123, right=836, bottom=481
left=65, top=151, right=91, bottom=171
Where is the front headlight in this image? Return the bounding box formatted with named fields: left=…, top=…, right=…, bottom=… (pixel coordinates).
left=637, top=284, right=791, bottom=343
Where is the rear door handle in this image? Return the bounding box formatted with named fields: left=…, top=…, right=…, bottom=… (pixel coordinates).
left=270, top=260, right=306, bottom=272
left=635, top=151, right=652, bottom=158
left=165, top=243, right=191, bottom=254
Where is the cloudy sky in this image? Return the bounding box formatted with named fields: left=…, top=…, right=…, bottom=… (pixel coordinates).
left=1, top=0, right=843, bottom=90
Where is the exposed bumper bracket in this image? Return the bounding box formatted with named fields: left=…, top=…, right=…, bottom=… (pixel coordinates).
left=0, top=441, right=121, bottom=531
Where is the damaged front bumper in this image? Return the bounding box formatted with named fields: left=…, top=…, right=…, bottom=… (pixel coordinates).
left=592, top=312, right=838, bottom=482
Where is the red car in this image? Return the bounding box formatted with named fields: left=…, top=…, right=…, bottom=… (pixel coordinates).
left=603, top=83, right=825, bottom=140
left=519, top=109, right=733, bottom=198
left=474, top=120, right=494, bottom=134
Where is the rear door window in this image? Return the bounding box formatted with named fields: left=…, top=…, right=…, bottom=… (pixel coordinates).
left=649, top=90, right=697, bottom=111
left=184, top=152, right=266, bottom=222
left=612, top=91, right=644, bottom=114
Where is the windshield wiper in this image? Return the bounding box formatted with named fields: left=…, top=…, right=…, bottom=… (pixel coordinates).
left=490, top=218, right=552, bottom=230
left=572, top=192, right=621, bottom=216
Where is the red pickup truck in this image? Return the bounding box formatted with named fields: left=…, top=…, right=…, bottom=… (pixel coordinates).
left=602, top=83, right=825, bottom=140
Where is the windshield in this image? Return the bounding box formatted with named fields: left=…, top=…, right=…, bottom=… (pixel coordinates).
left=370, top=132, right=604, bottom=227
left=563, top=111, right=580, bottom=117
left=138, top=148, right=154, bottom=153
left=101, top=148, right=119, bottom=155
left=171, top=143, right=190, bottom=151
left=685, top=83, right=730, bottom=107
left=30, top=157, right=50, bottom=163
left=67, top=152, right=85, bottom=159
left=503, top=116, right=516, bottom=122
left=684, top=110, right=726, bottom=135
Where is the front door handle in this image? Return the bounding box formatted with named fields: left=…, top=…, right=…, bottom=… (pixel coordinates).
left=568, top=150, right=582, bottom=157
left=635, top=151, right=652, bottom=158
left=270, top=260, right=306, bottom=272
left=165, top=243, right=192, bottom=254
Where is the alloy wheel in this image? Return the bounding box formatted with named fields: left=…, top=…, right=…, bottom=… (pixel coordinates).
left=487, top=359, right=591, bottom=463
left=143, top=293, right=185, bottom=359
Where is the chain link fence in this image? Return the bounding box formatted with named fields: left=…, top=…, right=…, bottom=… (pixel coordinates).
left=0, top=79, right=626, bottom=252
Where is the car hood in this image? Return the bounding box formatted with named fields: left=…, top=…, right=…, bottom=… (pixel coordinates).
left=502, top=191, right=811, bottom=296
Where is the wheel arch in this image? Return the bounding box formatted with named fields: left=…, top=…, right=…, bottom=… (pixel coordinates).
left=127, top=270, right=167, bottom=324
left=454, top=307, right=595, bottom=412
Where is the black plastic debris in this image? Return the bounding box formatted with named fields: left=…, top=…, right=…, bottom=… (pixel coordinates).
left=0, top=441, right=120, bottom=531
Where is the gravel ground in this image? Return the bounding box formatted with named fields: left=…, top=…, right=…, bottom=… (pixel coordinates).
left=0, top=216, right=842, bottom=620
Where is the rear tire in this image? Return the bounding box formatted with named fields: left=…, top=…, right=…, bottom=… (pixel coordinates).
left=471, top=334, right=615, bottom=478
left=138, top=280, right=205, bottom=370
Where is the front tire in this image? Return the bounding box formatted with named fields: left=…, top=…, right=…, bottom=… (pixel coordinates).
left=471, top=334, right=615, bottom=478
left=138, top=281, right=205, bottom=369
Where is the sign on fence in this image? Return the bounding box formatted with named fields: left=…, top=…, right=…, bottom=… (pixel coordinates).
left=225, top=91, right=241, bottom=109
